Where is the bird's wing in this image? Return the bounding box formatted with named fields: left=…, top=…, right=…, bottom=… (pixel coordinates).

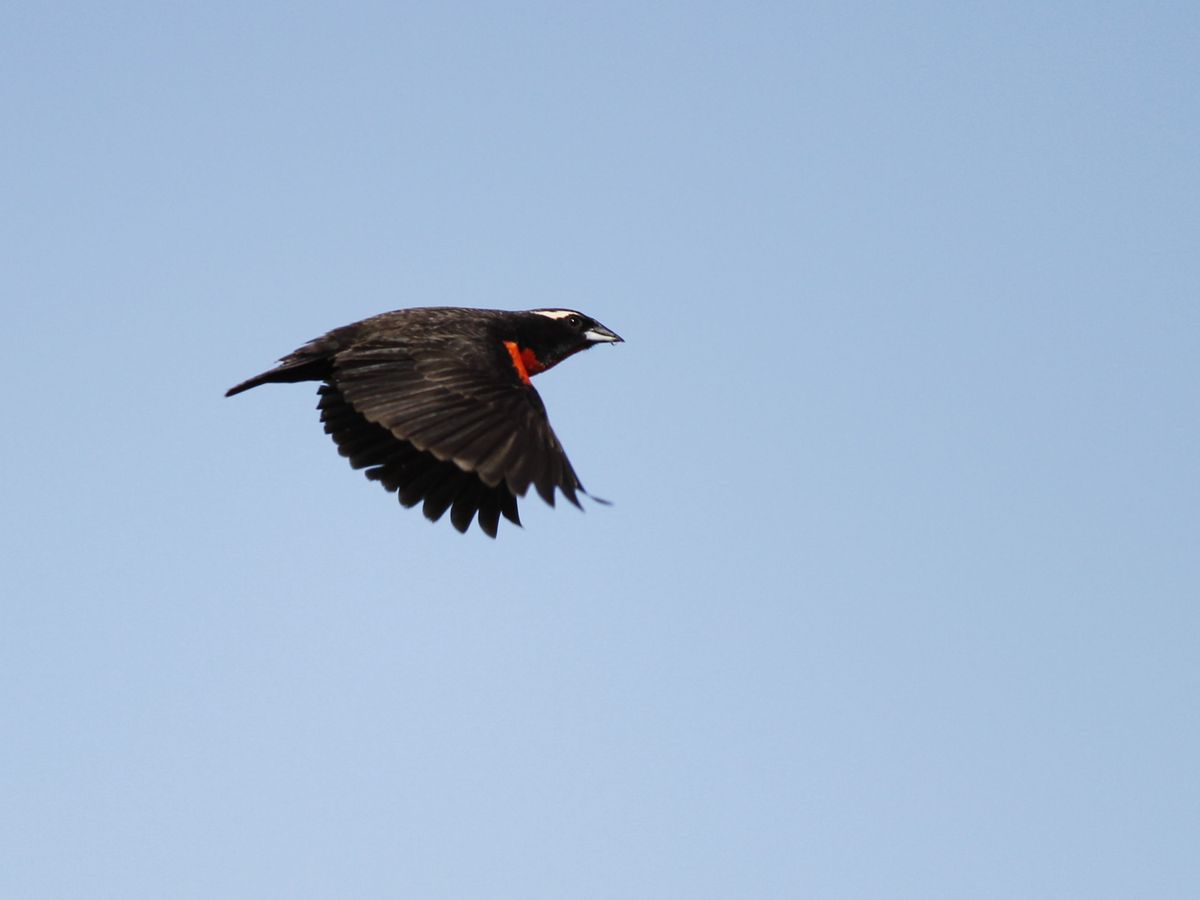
left=331, top=339, right=585, bottom=508
left=317, top=381, right=520, bottom=536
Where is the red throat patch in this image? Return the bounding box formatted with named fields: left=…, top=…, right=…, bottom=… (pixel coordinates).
left=504, top=341, right=546, bottom=385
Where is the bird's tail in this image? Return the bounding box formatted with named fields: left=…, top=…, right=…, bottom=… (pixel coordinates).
left=225, top=334, right=345, bottom=397
left=225, top=358, right=331, bottom=397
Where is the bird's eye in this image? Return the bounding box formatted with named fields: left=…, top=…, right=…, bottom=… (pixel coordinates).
left=567, top=315, right=583, bottom=328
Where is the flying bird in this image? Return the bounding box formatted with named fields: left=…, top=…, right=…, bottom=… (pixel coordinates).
left=226, top=307, right=623, bottom=537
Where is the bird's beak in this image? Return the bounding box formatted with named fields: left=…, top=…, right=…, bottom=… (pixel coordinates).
left=584, top=322, right=624, bottom=343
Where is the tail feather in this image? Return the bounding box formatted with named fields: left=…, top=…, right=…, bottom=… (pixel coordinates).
left=225, top=357, right=332, bottom=397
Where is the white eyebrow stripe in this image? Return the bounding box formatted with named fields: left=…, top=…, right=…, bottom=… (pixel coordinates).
left=531, top=309, right=583, bottom=320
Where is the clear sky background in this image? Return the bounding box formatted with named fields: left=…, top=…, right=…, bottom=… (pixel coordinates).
left=3, top=2, right=1197, bottom=898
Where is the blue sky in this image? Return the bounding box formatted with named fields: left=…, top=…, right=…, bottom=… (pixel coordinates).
left=3, top=2, right=1197, bottom=897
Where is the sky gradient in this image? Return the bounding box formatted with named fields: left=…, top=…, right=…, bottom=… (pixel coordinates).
left=4, top=3, right=1198, bottom=897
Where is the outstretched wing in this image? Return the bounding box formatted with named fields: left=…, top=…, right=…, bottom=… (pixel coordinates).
left=326, top=338, right=585, bottom=534
left=318, top=382, right=520, bottom=537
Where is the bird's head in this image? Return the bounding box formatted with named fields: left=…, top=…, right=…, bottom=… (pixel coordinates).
left=512, top=308, right=623, bottom=374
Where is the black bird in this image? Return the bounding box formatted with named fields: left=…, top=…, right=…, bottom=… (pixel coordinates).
left=226, top=307, right=623, bottom=537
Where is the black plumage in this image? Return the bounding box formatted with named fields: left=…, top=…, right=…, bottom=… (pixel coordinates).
left=226, top=306, right=622, bottom=537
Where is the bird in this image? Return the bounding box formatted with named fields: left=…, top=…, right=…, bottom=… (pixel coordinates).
left=226, top=306, right=623, bottom=537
